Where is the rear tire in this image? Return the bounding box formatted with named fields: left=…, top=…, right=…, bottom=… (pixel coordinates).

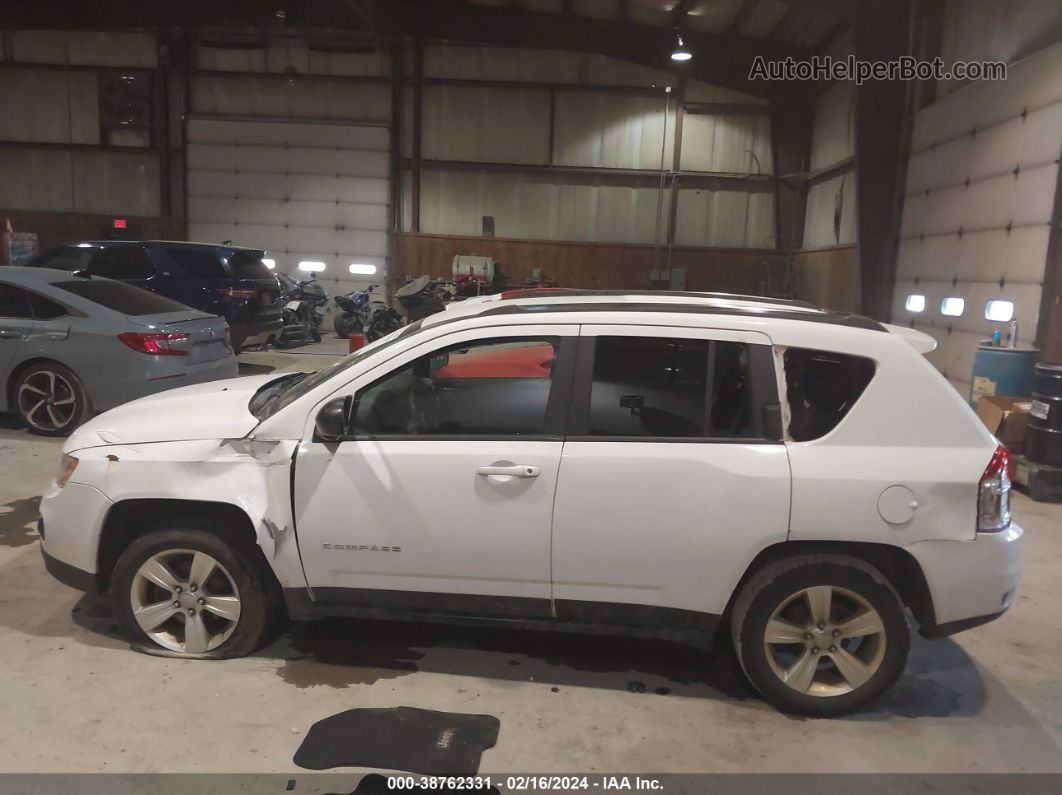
left=14, top=362, right=89, bottom=436
left=730, top=554, right=910, bottom=717
left=334, top=315, right=351, bottom=339
left=111, top=526, right=278, bottom=659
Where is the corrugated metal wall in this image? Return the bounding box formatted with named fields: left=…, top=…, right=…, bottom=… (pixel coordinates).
left=0, top=30, right=160, bottom=218
left=407, top=44, right=775, bottom=248
left=892, top=40, right=1062, bottom=396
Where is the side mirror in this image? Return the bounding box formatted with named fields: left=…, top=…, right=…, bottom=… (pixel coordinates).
left=315, top=396, right=352, bottom=442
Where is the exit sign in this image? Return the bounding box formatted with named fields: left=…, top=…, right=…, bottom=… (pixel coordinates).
left=112, top=218, right=127, bottom=229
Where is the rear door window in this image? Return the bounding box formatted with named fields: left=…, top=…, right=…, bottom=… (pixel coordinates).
left=29, top=292, right=68, bottom=320
left=89, top=247, right=156, bottom=280
left=165, top=248, right=227, bottom=279
left=585, top=336, right=757, bottom=439
left=0, top=283, right=33, bottom=318
left=53, top=280, right=189, bottom=316
left=784, top=348, right=876, bottom=441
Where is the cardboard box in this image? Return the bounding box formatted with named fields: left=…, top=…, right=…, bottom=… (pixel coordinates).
left=976, top=395, right=1032, bottom=453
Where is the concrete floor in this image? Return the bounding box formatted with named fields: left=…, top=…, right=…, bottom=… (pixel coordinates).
left=1, top=339, right=1061, bottom=774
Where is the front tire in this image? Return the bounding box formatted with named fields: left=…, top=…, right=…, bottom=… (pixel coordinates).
left=14, top=362, right=89, bottom=436
left=730, top=554, right=910, bottom=717
left=111, top=527, right=276, bottom=659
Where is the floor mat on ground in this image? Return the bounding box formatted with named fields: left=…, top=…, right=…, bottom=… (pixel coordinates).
left=293, top=706, right=500, bottom=775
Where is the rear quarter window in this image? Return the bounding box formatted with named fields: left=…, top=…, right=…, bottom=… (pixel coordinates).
left=53, top=280, right=190, bottom=316
left=227, top=251, right=273, bottom=280
left=784, top=348, right=875, bottom=441
left=165, top=248, right=227, bottom=279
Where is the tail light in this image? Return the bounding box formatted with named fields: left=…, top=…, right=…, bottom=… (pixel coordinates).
left=977, top=444, right=1012, bottom=532
left=217, top=288, right=257, bottom=299
left=118, top=332, right=190, bottom=356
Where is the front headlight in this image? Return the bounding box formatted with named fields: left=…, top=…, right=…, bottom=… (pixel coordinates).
left=57, top=454, right=79, bottom=488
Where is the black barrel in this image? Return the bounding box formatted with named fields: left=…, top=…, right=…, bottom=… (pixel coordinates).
left=1026, top=362, right=1062, bottom=467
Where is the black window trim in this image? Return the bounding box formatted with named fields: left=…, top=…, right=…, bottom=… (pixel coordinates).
left=565, top=333, right=783, bottom=444
left=344, top=334, right=579, bottom=443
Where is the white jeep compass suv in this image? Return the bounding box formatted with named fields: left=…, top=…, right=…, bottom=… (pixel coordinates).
left=39, top=290, right=1021, bottom=716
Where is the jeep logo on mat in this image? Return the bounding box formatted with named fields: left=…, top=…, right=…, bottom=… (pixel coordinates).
left=322, top=544, right=402, bottom=552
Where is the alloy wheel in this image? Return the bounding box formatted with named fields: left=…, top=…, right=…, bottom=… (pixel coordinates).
left=763, top=585, right=887, bottom=697
left=129, top=549, right=242, bottom=654
left=17, top=370, right=78, bottom=432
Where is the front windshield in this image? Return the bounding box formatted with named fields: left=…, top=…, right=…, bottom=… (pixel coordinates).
left=251, top=320, right=426, bottom=420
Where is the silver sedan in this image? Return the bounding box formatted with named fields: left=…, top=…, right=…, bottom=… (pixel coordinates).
left=0, top=266, right=238, bottom=435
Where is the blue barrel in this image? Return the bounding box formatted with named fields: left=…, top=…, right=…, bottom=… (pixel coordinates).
left=969, top=344, right=1040, bottom=407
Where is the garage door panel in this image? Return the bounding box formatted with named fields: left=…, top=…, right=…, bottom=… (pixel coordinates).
left=189, top=118, right=388, bottom=150
left=897, top=225, right=1050, bottom=284
left=188, top=170, right=389, bottom=205
left=190, top=196, right=388, bottom=230
left=923, top=164, right=1058, bottom=234
left=188, top=143, right=388, bottom=178
left=187, top=117, right=390, bottom=284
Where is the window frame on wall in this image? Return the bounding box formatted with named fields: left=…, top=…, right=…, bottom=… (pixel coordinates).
left=563, top=328, right=782, bottom=444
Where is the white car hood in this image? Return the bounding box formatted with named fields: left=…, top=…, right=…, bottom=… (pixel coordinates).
left=65, top=374, right=281, bottom=452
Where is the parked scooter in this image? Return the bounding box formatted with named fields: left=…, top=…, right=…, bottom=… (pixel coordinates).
left=274, top=272, right=328, bottom=349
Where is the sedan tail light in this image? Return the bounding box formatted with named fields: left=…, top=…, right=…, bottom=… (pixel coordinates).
left=217, top=288, right=257, bottom=299
left=118, top=332, right=190, bottom=356
left=977, top=444, right=1012, bottom=532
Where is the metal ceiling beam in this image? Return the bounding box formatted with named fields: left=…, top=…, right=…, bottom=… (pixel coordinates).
left=782, top=0, right=854, bottom=21
left=727, top=0, right=760, bottom=34
left=0, top=0, right=818, bottom=96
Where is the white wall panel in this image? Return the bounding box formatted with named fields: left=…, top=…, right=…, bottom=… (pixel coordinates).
left=187, top=119, right=389, bottom=289
left=680, top=112, right=772, bottom=173
left=417, top=168, right=670, bottom=245
left=675, top=188, right=776, bottom=248
left=553, top=91, right=674, bottom=169
left=809, top=81, right=855, bottom=171
left=10, top=30, right=155, bottom=67
left=192, top=75, right=390, bottom=123
left=892, top=40, right=1062, bottom=393
left=421, top=85, right=550, bottom=164
left=0, top=70, right=97, bottom=144
left=584, top=56, right=671, bottom=88
left=803, top=172, right=857, bottom=248
left=71, top=151, right=160, bottom=216
left=424, top=45, right=580, bottom=83
left=0, top=149, right=74, bottom=212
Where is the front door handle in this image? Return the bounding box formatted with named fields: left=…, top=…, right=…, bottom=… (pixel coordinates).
left=0, top=328, right=22, bottom=339
left=477, top=464, right=540, bottom=478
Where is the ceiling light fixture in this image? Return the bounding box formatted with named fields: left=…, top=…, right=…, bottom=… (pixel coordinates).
left=671, top=35, right=692, bottom=62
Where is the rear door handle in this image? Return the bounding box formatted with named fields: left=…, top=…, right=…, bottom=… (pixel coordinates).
left=477, top=464, right=540, bottom=478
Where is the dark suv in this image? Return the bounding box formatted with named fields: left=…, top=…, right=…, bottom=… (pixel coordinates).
left=25, top=241, right=283, bottom=350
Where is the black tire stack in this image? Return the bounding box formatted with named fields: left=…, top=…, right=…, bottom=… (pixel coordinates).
left=1026, top=363, right=1062, bottom=467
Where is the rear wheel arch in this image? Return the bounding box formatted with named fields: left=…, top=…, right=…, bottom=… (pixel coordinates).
left=725, top=540, right=935, bottom=629
left=96, top=498, right=278, bottom=595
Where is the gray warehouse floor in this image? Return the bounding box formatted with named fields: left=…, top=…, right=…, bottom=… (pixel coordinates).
left=1, top=342, right=1061, bottom=774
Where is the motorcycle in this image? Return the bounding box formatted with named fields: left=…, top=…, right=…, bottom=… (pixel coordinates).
left=394, top=275, right=457, bottom=323
left=274, top=272, right=328, bottom=349
left=333, top=284, right=403, bottom=342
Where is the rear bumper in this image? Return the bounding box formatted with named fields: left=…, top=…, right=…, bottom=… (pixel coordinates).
left=232, top=317, right=283, bottom=347
left=92, top=355, right=239, bottom=412
left=907, top=523, right=1022, bottom=633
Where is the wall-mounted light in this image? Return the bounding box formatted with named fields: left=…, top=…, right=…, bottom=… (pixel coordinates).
left=940, top=297, right=965, bottom=317
left=905, top=294, right=926, bottom=312
left=298, top=260, right=326, bottom=273
left=984, top=299, right=1014, bottom=322
left=671, top=35, right=692, bottom=62
left=262, top=258, right=276, bottom=270
left=349, top=263, right=377, bottom=275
